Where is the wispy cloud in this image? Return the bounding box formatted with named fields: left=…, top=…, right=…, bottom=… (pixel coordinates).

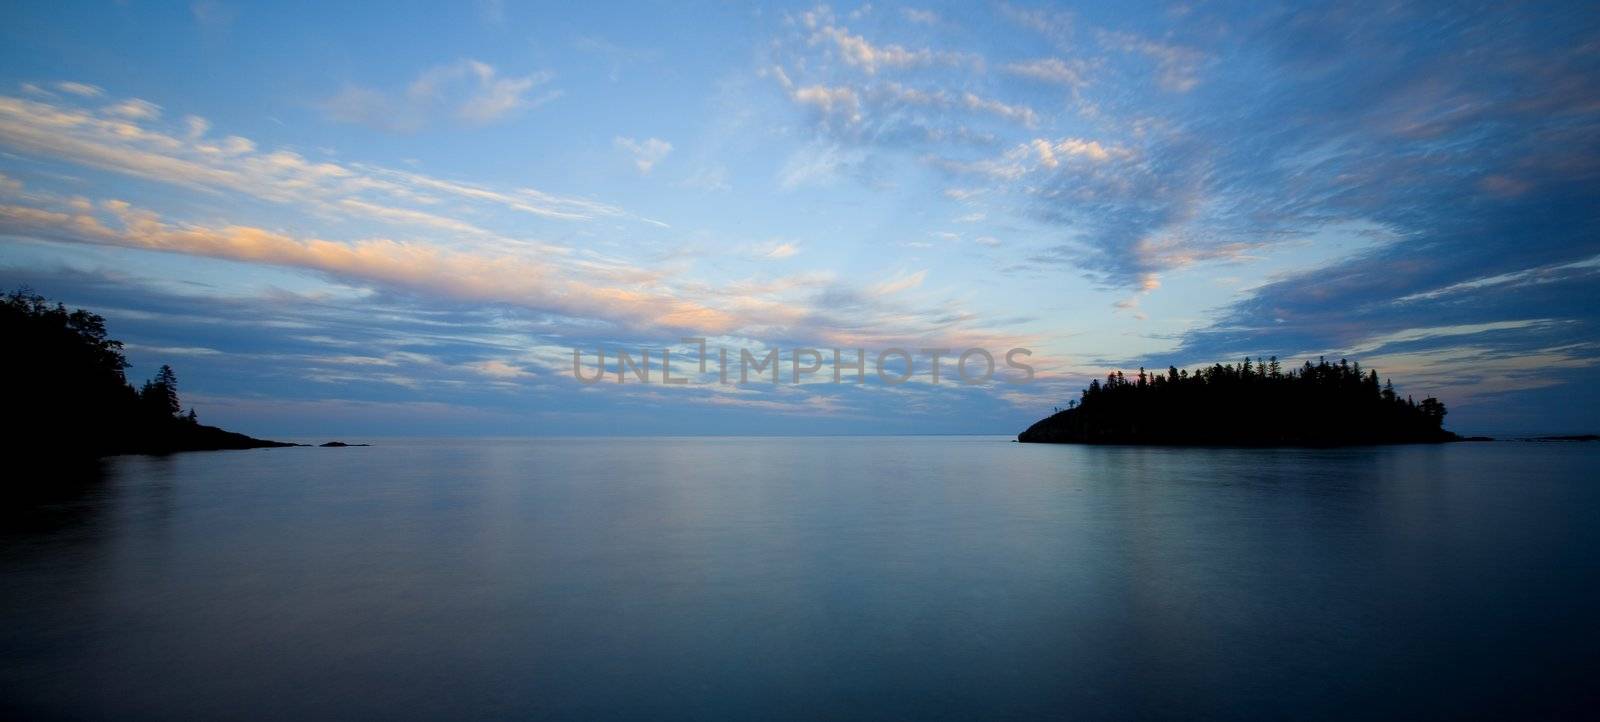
left=998, top=3, right=1075, bottom=49
left=0, top=198, right=728, bottom=333
left=871, top=269, right=927, bottom=296
left=1096, top=30, right=1205, bottom=93
left=56, top=81, right=104, bottom=98
left=763, top=241, right=800, bottom=259
left=0, top=188, right=1027, bottom=356
left=799, top=6, right=978, bottom=74
left=1004, top=58, right=1091, bottom=89
left=104, top=98, right=161, bottom=120
left=322, top=59, right=558, bottom=132
left=0, top=91, right=624, bottom=234
left=614, top=136, right=673, bottom=175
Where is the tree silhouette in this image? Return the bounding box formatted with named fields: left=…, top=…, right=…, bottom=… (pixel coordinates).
left=140, top=364, right=182, bottom=418
left=1019, top=357, right=1457, bottom=445
left=3, top=288, right=288, bottom=456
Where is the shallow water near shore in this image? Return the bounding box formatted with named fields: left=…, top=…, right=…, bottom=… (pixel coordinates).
left=3, top=437, right=1597, bottom=720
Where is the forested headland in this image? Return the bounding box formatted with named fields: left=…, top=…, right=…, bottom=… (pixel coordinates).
left=2, top=289, right=293, bottom=457
left=1018, top=357, right=1458, bottom=445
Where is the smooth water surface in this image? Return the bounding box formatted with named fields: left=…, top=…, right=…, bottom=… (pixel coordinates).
left=3, top=438, right=1597, bottom=720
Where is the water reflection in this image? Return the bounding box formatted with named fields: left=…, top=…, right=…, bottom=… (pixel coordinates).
left=1, top=440, right=1597, bottom=720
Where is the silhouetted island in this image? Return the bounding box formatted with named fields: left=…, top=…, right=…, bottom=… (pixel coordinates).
left=3, top=289, right=295, bottom=456
left=1019, top=357, right=1458, bottom=446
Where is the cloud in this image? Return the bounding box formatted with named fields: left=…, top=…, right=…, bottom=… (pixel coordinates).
left=1004, top=58, right=1090, bottom=89
left=770, top=67, right=863, bottom=127
left=764, top=241, right=800, bottom=259
left=322, top=59, right=557, bottom=131
left=104, top=98, right=162, bottom=120
left=885, top=0, right=1600, bottom=349
left=416, top=60, right=554, bottom=124
left=792, top=83, right=863, bottom=124
left=998, top=3, right=1075, bottom=49
left=0, top=198, right=729, bottom=333
left=467, top=358, right=529, bottom=379
left=871, top=269, right=927, bottom=296
left=183, top=115, right=210, bottom=139
left=1097, top=30, right=1205, bottom=93
left=771, top=71, right=1038, bottom=146
left=812, top=25, right=932, bottom=74
left=799, top=8, right=976, bottom=74
left=0, top=91, right=625, bottom=234
left=777, top=142, right=865, bottom=189
left=773, top=8, right=1089, bottom=159
left=937, top=135, right=1125, bottom=181
left=614, top=136, right=673, bottom=175
left=872, top=83, right=1039, bottom=127
left=1, top=192, right=1028, bottom=358
left=1028, top=137, right=1114, bottom=166
left=55, top=81, right=104, bottom=98
left=321, top=86, right=403, bottom=130
left=956, top=92, right=1038, bottom=127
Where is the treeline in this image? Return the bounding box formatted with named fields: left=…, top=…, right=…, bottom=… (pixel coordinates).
left=2, top=289, right=290, bottom=457
left=1018, top=357, right=1457, bottom=445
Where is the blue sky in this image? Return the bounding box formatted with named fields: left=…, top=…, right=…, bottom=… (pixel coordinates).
left=1, top=1, right=1596, bottom=436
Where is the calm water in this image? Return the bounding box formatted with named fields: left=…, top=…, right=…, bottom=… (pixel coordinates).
left=3, top=438, right=1597, bottom=720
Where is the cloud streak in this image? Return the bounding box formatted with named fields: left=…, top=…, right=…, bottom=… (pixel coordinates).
left=0, top=91, right=626, bottom=235
left=322, top=59, right=558, bottom=131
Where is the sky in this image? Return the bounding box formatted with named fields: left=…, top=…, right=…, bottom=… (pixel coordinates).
left=1, top=1, right=1597, bottom=437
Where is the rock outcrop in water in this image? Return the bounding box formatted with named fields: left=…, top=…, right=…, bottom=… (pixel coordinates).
left=2, top=289, right=294, bottom=457
left=1019, top=357, right=1458, bottom=446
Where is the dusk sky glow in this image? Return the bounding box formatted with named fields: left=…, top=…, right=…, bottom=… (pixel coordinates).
left=2, top=1, right=1596, bottom=436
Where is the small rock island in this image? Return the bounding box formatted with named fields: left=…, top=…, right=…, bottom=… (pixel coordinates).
left=1019, top=357, right=1458, bottom=446
left=3, top=289, right=294, bottom=456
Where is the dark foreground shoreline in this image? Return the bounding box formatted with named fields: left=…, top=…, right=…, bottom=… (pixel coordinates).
left=43, top=430, right=372, bottom=458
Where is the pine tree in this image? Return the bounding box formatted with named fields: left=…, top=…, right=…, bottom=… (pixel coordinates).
left=143, top=364, right=181, bottom=417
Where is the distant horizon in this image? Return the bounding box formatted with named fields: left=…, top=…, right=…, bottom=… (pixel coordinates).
left=257, top=429, right=1599, bottom=442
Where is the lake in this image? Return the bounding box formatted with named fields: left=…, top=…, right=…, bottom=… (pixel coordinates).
left=3, top=437, right=1597, bottom=720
